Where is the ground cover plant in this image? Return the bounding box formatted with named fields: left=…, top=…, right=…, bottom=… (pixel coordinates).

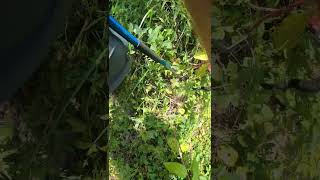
left=0, top=1, right=108, bottom=179
left=212, top=0, right=320, bottom=179
left=109, top=0, right=211, bottom=179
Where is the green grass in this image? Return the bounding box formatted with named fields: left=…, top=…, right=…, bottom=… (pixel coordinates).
left=0, top=0, right=211, bottom=179
left=0, top=1, right=108, bottom=179
left=109, top=0, right=211, bottom=179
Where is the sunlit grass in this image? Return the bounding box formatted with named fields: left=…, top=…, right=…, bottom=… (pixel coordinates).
left=109, top=0, right=211, bottom=179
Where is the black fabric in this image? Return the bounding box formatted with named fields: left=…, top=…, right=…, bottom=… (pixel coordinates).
left=0, top=0, right=74, bottom=103
left=0, top=1, right=53, bottom=50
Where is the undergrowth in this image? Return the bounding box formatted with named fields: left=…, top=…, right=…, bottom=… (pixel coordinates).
left=0, top=1, right=108, bottom=179
left=109, top=0, right=211, bottom=179
left=213, top=0, right=320, bottom=179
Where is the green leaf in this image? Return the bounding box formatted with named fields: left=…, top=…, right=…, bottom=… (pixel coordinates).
left=257, top=23, right=265, bottom=40
left=199, top=176, right=208, bottom=180
left=99, top=145, right=108, bottom=153
left=214, top=27, right=225, bottom=40
left=247, top=152, right=259, bottom=163
left=196, top=64, right=208, bottom=78
left=237, top=135, right=247, bottom=147
left=0, top=119, right=14, bottom=139
left=261, top=104, right=274, bottom=121
left=285, top=90, right=296, bottom=107
left=222, top=26, right=234, bottom=33
left=87, top=144, right=98, bottom=155
left=167, top=137, right=180, bottom=154
left=0, top=149, right=16, bottom=179
left=264, top=122, right=274, bottom=135
left=163, top=41, right=173, bottom=49
left=164, top=162, right=188, bottom=178
left=272, top=12, right=307, bottom=49
left=236, top=166, right=249, bottom=180
left=227, top=62, right=238, bottom=80
left=0, top=126, right=13, bottom=140
left=217, top=145, right=238, bottom=167
left=212, top=65, right=223, bottom=82
left=218, top=172, right=241, bottom=180
left=216, top=94, right=240, bottom=109
left=191, top=155, right=200, bottom=180
left=74, top=140, right=91, bottom=150
left=0, top=149, right=17, bottom=159
left=66, top=118, right=87, bottom=133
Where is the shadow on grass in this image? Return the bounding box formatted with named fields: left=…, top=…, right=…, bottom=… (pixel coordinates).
left=109, top=91, right=179, bottom=179
left=1, top=50, right=108, bottom=179
left=0, top=0, right=108, bottom=178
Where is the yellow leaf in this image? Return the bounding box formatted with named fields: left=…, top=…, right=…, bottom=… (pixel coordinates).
left=166, top=89, right=173, bottom=94
left=194, top=50, right=208, bottom=61
left=180, top=143, right=190, bottom=152
left=178, top=108, right=185, bottom=115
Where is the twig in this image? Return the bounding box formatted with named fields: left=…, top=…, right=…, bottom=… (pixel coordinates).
left=213, top=84, right=231, bottom=90
left=29, top=48, right=107, bottom=168
left=225, top=35, right=249, bottom=52
left=230, top=52, right=241, bottom=64
left=127, top=68, right=150, bottom=99
left=248, top=2, right=281, bottom=12
left=249, top=13, right=280, bottom=32
left=139, top=6, right=155, bottom=28
left=215, top=53, right=225, bottom=71
left=192, top=84, right=231, bottom=91
left=69, top=19, right=89, bottom=57
left=248, top=0, right=305, bottom=32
